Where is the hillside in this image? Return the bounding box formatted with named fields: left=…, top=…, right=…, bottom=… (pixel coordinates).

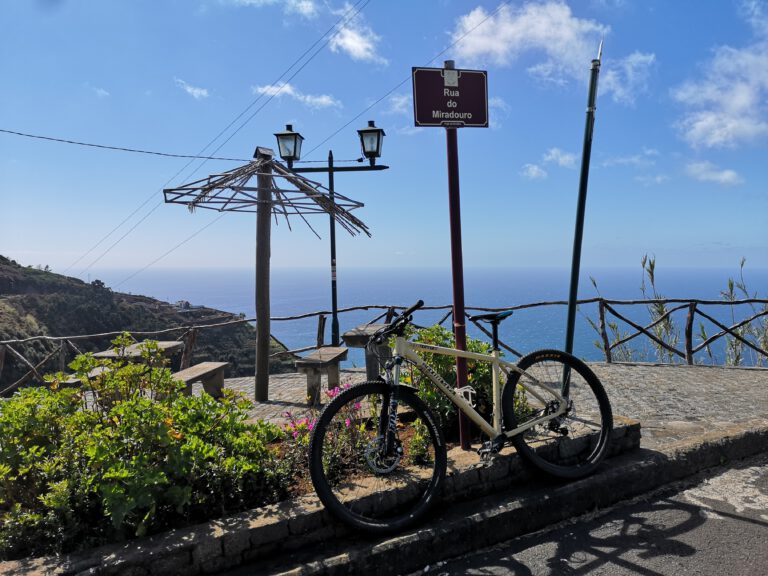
left=0, top=256, right=295, bottom=393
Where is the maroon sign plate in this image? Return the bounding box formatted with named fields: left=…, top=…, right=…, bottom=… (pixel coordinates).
left=412, top=67, right=488, bottom=128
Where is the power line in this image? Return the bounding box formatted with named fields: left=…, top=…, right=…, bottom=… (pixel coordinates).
left=65, top=0, right=371, bottom=276
left=0, top=129, right=250, bottom=161
left=105, top=0, right=507, bottom=283
left=112, top=213, right=227, bottom=289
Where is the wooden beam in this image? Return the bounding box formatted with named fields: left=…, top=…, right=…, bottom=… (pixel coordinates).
left=255, top=153, right=273, bottom=401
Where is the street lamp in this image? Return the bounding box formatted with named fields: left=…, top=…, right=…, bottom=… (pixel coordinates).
left=277, top=121, right=389, bottom=346
left=273, top=124, right=304, bottom=169
left=357, top=120, right=385, bottom=166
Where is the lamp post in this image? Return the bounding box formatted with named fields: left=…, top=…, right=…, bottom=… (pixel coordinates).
left=275, top=121, right=388, bottom=346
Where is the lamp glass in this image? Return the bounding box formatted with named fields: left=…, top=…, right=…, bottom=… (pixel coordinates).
left=274, top=126, right=304, bottom=162
left=357, top=121, right=385, bottom=159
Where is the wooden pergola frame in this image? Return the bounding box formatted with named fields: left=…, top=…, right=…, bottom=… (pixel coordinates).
left=163, top=148, right=370, bottom=401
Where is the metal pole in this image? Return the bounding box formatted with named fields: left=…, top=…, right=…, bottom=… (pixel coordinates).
left=255, top=149, right=273, bottom=401
left=444, top=60, right=471, bottom=450
left=565, top=47, right=602, bottom=356
left=328, top=150, right=340, bottom=346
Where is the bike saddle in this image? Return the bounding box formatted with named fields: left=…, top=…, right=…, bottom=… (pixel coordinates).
left=468, top=310, right=514, bottom=324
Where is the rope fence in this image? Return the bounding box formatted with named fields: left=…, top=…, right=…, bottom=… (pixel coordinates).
left=2, top=298, right=766, bottom=395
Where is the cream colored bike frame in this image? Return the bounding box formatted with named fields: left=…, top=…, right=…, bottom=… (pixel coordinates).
left=392, top=335, right=568, bottom=440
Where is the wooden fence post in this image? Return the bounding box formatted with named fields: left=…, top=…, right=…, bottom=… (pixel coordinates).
left=0, top=345, right=5, bottom=382
left=598, top=300, right=612, bottom=363
left=685, top=302, right=696, bottom=365
left=180, top=329, right=197, bottom=370
left=58, top=343, right=68, bottom=372
left=316, top=314, right=327, bottom=348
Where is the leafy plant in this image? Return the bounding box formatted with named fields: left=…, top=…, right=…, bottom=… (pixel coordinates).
left=640, top=255, right=680, bottom=363
left=0, top=334, right=289, bottom=560
left=586, top=277, right=637, bottom=362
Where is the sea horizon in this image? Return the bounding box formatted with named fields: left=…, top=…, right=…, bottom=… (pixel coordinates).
left=84, top=265, right=768, bottom=367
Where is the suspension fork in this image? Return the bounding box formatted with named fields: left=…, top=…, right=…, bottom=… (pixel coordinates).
left=379, top=354, right=403, bottom=454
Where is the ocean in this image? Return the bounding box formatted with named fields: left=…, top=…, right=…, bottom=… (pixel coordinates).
left=92, top=266, right=768, bottom=367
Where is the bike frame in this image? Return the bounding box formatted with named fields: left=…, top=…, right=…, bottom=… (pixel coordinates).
left=389, top=335, right=569, bottom=441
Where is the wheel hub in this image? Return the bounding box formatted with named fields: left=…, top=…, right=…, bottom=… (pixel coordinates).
left=364, top=436, right=402, bottom=474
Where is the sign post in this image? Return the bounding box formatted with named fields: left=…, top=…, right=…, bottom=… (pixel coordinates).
left=413, top=61, right=488, bottom=449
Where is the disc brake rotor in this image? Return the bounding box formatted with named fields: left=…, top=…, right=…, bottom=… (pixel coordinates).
left=364, top=436, right=402, bottom=474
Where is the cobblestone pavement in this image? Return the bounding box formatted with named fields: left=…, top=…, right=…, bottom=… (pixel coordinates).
left=217, top=363, right=768, bottom=449
left=222, top=369, right=367, bottom=425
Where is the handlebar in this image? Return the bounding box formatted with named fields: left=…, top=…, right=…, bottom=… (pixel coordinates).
left=370, top=300, right=424, bottom=344
left=401, top=299, right=424, bottom=319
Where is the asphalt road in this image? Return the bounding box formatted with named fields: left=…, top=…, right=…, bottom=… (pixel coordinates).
left=412, top=453, right=768, bottom=576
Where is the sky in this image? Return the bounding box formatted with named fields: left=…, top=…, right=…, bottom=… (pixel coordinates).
left=1, top=0, right=767, bottom=288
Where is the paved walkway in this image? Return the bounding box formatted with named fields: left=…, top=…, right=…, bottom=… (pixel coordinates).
left=218, top=363, right=768, bottom=450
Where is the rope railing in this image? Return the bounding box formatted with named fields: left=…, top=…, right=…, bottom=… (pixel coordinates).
left=2, top=297, right=766, bottom=395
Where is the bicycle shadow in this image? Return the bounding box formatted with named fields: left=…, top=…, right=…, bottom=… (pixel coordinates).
left=447, top=497, right=703, bottom=576
left=443, top=451, right=768, bottom=576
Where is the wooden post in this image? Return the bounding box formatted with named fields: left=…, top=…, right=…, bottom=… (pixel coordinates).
left=444, top=60, right=470, bottom=450
left=255, top=148, right=273, bottom=402
left=598, top=300, right=612, bottom=363
left=58, top=343, right=68, bottom=373
left=0, top=345, right=6, bottom=382
left=180, top=329, right=197, bottom=370
left=685, top=302, right=696, bottom=365
left=316, top=314, right=327, bottom=348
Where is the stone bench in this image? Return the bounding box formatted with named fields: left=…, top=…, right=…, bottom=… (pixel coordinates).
left=295, top=346, right=348, bottom=405
left=172, top=361, right=229, bottom=399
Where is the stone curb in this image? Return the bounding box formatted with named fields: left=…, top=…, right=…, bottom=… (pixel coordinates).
left=1, top=418, right=641, bottom=576
left=267, top=419, right=768, bottom=576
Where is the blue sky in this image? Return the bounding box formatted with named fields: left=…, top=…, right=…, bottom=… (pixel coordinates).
left=2, top=0, right=767, bottom=286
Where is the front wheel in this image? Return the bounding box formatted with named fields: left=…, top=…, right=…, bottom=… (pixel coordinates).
left=309, top=382, right=447, bottom=533
left=502, top=350, right=613, bottom=479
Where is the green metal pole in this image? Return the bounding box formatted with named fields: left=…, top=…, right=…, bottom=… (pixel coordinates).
left=565, top=48, right=602, bottom=357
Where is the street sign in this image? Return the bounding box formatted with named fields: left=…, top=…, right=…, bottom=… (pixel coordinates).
left=412, top=67, right=488, bottom=128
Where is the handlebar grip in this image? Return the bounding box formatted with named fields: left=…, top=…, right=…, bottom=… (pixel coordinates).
left=402, top=299, right=424, bottom=318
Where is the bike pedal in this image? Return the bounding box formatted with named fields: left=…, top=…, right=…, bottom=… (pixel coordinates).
left=476, top=435, right=505, bottom=463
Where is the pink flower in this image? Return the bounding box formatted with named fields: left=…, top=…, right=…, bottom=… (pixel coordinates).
left=345, top=418, right=351, bottom=428
left=353, top=402, right=362, bottom=411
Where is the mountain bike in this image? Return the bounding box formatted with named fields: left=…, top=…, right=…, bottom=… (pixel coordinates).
left=308, top=300, right=613, bottom=533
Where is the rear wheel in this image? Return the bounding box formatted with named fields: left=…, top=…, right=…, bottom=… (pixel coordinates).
left=502, top=350, right=612, bottom=479
left=309, top=382, right=447, bottom=533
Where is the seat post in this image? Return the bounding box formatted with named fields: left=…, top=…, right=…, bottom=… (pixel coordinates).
left=491, top=320, right=500, bottom=352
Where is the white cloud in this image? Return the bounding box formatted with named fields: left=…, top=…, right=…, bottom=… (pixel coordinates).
left=286, top=0, right=318, bottom=18
left=602, top=147, right=658, bottom=167
left=521, top=163, right=548, bottom=180
left=672, top=3, right=768, bottom=148
left=386, top=93, right=411, bottom=116
left=452, top=3, right=605, bottom=71
left=673, top=44, right=768, bottom=148
left=450, top=2, right=654, bottom=104
left=488, top=96, right=511, bottom=129
left=174, top=78, right=209, bottom=100
left=686, top=161, right=743, bottom=186
left=252, top=82, right=341, bottom=109
left=543, top=147, right=577, bottom=168
left=223, top=0, right=318, bottom=17
left=635, top=174, right=669, bottom=186
left=601, top=51, right=655, bottom=105
left=330, top=3, right=387, bottom=64
left=740, top=0, right=768, bottom=36
left=85, top=82, right=109, bottom=98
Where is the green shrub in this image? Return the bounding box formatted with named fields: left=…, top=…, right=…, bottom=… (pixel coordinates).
left=0, top=334, right=288, bottom=560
